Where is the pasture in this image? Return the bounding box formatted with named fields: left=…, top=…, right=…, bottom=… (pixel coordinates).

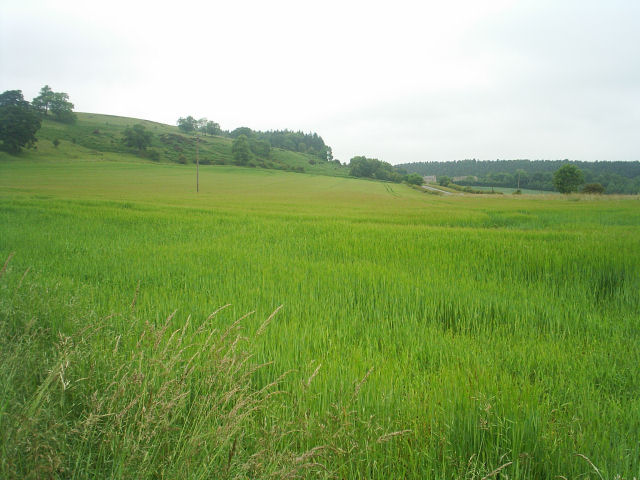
left=1, top=158, right=639, bottom=479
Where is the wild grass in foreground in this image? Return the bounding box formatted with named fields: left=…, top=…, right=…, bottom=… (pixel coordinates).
left=1, top=160, right=639, bottom=478
left=2, top=262, right=411, bottom=479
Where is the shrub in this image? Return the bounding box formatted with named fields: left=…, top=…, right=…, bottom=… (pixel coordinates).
left=582, top=183, right=605, bottom=194
left=437, top=176, right=451, bottom=186
left=406, top=173, right=424, bottom=186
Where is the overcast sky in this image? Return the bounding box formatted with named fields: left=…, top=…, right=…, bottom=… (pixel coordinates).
left=1, top=0, right=639, bottom=163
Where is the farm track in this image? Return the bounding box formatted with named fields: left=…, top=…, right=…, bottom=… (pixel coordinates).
left=421, top=184, right=457, bottom=195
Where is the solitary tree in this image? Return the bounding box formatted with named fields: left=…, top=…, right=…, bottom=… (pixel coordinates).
left=0, top=90, right=42, bottom=153
left=122, top=124, right=152, bottom=150
left=553, top=164, right=584, bottom=193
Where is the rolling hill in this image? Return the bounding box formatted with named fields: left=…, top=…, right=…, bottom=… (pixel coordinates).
left=13, top=112, right=348, bottom=177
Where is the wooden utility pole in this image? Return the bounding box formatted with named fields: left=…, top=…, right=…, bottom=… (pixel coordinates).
left=196, top=134, right=199, bottom=193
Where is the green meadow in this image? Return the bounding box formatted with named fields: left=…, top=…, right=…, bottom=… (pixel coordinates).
left=1, top=157, right=639, bottom=479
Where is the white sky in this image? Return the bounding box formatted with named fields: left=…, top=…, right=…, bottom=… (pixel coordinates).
left=1, top=0, right=639, bottom=163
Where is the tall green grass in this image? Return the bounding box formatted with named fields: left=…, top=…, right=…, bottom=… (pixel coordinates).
left=1, top=159, right=639, bottom=478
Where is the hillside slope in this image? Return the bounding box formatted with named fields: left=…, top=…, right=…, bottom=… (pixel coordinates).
left=26, top=112, right=348, bottom=176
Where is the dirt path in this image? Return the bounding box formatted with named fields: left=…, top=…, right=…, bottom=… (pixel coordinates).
left=421, top=184, right=456, bottom=195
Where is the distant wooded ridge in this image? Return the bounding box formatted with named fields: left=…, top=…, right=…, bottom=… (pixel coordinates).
left=398, top=160, right=640, bottom=194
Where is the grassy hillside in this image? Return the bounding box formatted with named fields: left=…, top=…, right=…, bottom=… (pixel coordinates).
left=31, top=112, right=348, bottom=176
left=1, top=158, right=639, bottom=478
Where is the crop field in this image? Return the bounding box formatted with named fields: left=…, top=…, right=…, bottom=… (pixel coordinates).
left=1, top=158, right=639, bottom=479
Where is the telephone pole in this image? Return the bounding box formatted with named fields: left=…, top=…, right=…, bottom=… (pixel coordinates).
left=196, top=134, right=199, bottom=193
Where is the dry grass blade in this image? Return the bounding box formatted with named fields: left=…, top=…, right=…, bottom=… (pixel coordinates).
left=130, top=280, right=141, bottom=311
left=225, top=437, right=238, bottom=475
left=305, top=363, right=322, bottom=389
left=574, top=453, right=604, bottom=480
left=178, top=314, right=191, bottom=345
left=481, top=461, right=513, bottom=480
left=154, top=310, right=177, bottom=348
left=353, top=367, right=374, bottom=399
left=206, top=303, right=231, bottom=320
left=377, top=429, right=412, bottom=443
left=0, top=251, right=15, bottom=277
left=256, top=304, right=283, bottom=336
left=113, top=334, right=121, bottom=355
left=17, top=266, right=31, bottom=289
left=293, top=445, right=326, bottom=464
left=218, top=311, right=255, bottom=345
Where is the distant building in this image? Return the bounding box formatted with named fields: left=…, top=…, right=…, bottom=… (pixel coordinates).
left=423, top=175, right=437, bottom=183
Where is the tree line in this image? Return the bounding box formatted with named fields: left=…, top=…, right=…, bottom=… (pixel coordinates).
left=399, top=159, right=640, bottom=194
left=348, top=156, right=423, bottom=185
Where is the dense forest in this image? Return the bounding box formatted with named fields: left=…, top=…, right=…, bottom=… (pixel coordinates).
left=398, top=160, right=640, bottom=194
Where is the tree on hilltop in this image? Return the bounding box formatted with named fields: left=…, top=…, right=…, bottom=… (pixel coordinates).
left=0, top=90, right=42, bottom=153
left=31, top=85, right=54, bottom=116
left=33, top=86, right=76, bottom=123
left=50, top=92, right=76, bottom=123
left=203, top=120, right=221, bottom=136
left=177, top=116, right=197, bottom=133
left=177, top=116, right=222, bottom=136
left=230, top=127, right=253, bottom=138
left=553, top=164, right=584, bottom=193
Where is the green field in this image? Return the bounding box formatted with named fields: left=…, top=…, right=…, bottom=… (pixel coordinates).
left=1, top=157, right=639, bottom=479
